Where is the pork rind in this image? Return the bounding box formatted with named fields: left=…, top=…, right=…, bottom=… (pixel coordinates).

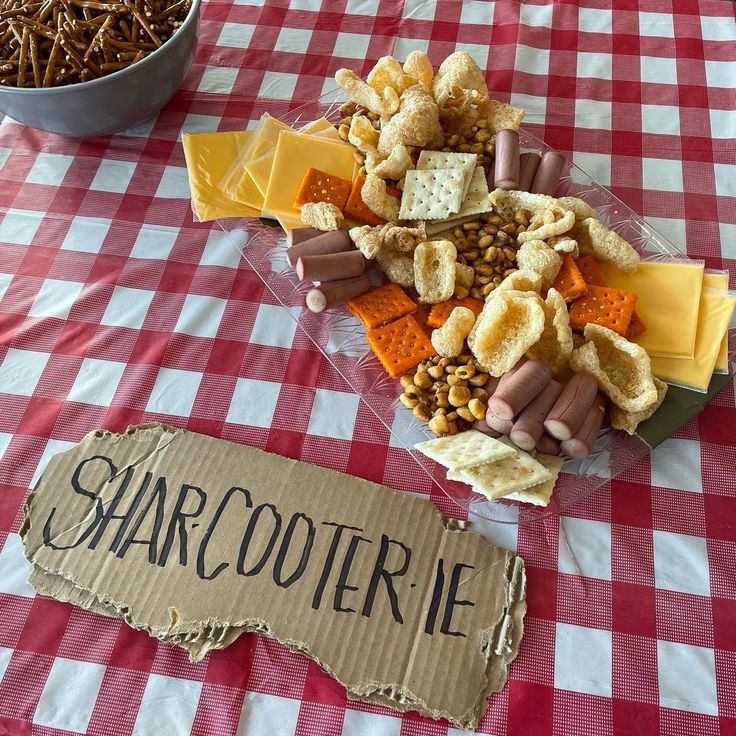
left=494, top=269, right=542, bottom=295
left=558, top=196, right=598, bottom=222
left=378, top=84, right=444, bottom=155
left=569, top=324, right=658, bottom=413
left=526, top=288, right=573, bottom=376
left=348, top=115, right=379, bottom=152
left=431, top=306, right=476, bottom=357
left=468, top=289, right=546, bottom=376
left=366, top=55, right=409, bottom=96
left=518, top=210, right=575, bottom=243
left=403, top=50, right=433, bottom=87
left=515, top=240, right=563, bottom=289
left=362, top=174, right=400, bottom=221
left=381, top=221, right=426, bottom=252
left=486, top=98, right=525, bottom=134
left=301, top=202, right=343, bottom=231
left=548, top=235, right=579, bottom=257
left=349, top=225, right=383, bottom=259
left=432, top=51, right=489, bottom=106
left=610, top=377, right=668, bottom=435
left=455, top=262, right=474, bottom=292
left=335, top=68, right=399, bottom=116
left=574, top=218, right=640, bottom=273
left=376, top=248, right=415, bottom=288
left=367, top=144, right=413, bottom=180
left=414, top=240, right=457, bottom=303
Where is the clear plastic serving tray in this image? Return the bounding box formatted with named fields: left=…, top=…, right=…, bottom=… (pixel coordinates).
left=217, top=88, right=735, bottom=524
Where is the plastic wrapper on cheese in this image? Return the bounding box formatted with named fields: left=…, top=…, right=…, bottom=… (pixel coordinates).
left=181, top=131, right=262, bottom=222
left=600, top=259, right=705, bottom=359
left=649, top=286, right=736, bottom=392
left=702, top=271, right=731, bottom=373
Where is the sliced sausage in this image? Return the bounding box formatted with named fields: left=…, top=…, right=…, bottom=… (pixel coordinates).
left=530, top=151, right=566, bottom=196
left=287, top=226, right=322, bottom=249
left=493, top=129, right=520, bottom=190
left=536, top=434, right=561, bottom=456
left=518, top=152, right=541, bottom=192
left=488, top=359, right=552, bottom=421
left=485, top=410, right=514, bottom=435
left=472, top=419, right=502, bottom=438
left=544, top=372, right=599, bottom=441
left=561, top=395, right=607, bottom=459
left=296, top=250, right=366, bottom=282
left=286, top=229, right=352, bottom=267
left=509, top=379, right=563, bottom=451
left=306, top=275, right=371, bottom=312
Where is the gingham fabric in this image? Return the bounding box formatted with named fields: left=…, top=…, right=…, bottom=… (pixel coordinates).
left=1, top=1, right=735, bottom=734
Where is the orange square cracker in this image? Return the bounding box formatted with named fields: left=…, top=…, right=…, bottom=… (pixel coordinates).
left=366, top=314, right=436, bottom=378
left=551, top=254, right=588, bottom=302
left=347, top=283, right=416, bottom=329
left=575, top=256, right=607, bottom=287
left=344, top=172, right=401, bottom=226
left=294, top=167, right=353, bottom=210
left=569, top=284, right=637, bottom=336
left=427, top=297, right=485, bottom=328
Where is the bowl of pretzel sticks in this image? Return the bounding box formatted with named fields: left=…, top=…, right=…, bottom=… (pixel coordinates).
left=0, top=0, right=199, bottom=136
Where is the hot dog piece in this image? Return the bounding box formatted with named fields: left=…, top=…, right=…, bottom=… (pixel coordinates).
left=493, top=129, right=520, bottom=190
left=488, top=359, right=552, bottom=421
left=485, top=411, right=514, bottom=435
left=561, top=395, right=606, bottom=459
left=544, top=372, right=599, bottom=441
left=286, top=229, right=352, bottom=267
left=296, top=250, right=366, bottom=282
left=472, top=418, right=502, bottom=438
left=306, top=275, right=371, bottom=313
left=530, top=151, right=566, bottom=196
left=509, top=379, right=563, bottom=451
left=287, top=226, right=322, bottom=249
left=536, top=434, right=561, bottom=455
left=518, top=152, right=541, bottom=192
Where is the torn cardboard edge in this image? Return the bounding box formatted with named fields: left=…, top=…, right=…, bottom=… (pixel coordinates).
left=21, top=423, right=526, bottom=731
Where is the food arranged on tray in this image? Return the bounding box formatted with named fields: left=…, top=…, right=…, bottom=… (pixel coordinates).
left=182, top=51, right=735, bottom=508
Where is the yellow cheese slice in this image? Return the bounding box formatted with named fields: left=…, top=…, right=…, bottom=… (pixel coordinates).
left=182, top=131, right=261, bottom=221
left=262, top=130, right=357, bottom=222
left=703, top=272, right=730, bottom=372
left=600, top=260, right=704, bottom=359
left=249, top=115, right=294, bottom=159
left=298, top=117, right=334, bottom=135
left=649, top=285, right=736, bottom=391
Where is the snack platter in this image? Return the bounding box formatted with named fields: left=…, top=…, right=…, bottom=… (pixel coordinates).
left=202, top=58, right=735, bottom=525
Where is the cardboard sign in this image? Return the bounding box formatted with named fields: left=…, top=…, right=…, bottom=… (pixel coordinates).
left=21, top=424, right=526, bottom=730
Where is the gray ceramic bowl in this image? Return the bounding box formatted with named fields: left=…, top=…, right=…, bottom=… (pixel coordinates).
left=0, top=0, right=200, bottom=137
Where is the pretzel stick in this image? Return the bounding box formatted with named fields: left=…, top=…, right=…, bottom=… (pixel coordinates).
left=17, top=24, right=29, bottom=86
left=42, top=31, right=61, bottom=85
left=29, top=29, right=41, bottom=85
left=82, top=11, right=110, bottom=60
left=123, top=0, right=159, bottom=45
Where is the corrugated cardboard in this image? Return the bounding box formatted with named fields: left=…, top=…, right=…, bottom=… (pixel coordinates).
left=21, top=424, right=526, bottom=731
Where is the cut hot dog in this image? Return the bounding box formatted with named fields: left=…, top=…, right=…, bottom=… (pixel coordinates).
left=296, top=250, right=366, bottom=282
left=286, top=226, right=322, bottom=249
left=536, top=434, right=561, bottom=455
left=544, top=372, right=599, bottom=441
left=286, top=229, right=352, bottom=267
left=561, top=394, right=606, bottom=459
left=488, top=359, right=551, bottom=421
left=518, top=152, right=541, bottom=192
left=509, top=379, right=563, bottom=451
left=493, top=129, right=520, bottom=190
left=306, top=275, right=371, bottom=312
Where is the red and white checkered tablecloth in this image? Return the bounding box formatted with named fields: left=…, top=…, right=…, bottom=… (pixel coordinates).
left=1, top=1, right=735, bottom=734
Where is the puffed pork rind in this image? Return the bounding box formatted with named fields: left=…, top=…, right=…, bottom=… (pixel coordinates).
left=432, top=51, right=489, bottom=106
left=431, top=306, right=476, bottom=358
left=378, top=84, right=444, bottom=155
left=362, top=174, right=400, bottom=221
left=573, top=218, right=640, bottom=274
left=610, top=376, right=668, bottom=435
left=367, top=144, right=413, bottom=180
left=569, top=324, right=658, bottom=413
left=468, top=289, right=546, bottom=376
left=403, top=50, right=433, bottom=87
left=515, top=240, right=563, bottom=289
left=494, top=269, right=543, bottom=296
left=525, top=288, right=574, bottom=376
left=301, top=202, right=343, bottom=231
left=414, top=240, right=457, bottom=303
left=349, top=225, right=383, bottom=259
left=376, top=248, right=415, bottom=288
left=335, top=68, right=399, bottom=116
left=557, top=196, right=599, bottom=222
left=348, top=115, right=379, bottom=152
